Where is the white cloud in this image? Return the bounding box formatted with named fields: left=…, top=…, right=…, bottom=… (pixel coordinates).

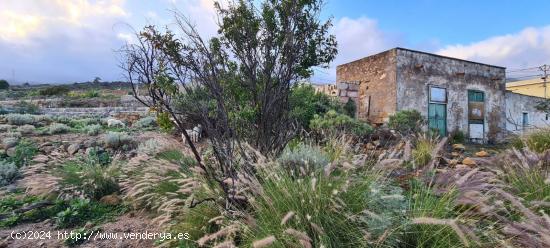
left=313, top=16, right=403, bottom=83
left=437, top=26, right=550, bottom=70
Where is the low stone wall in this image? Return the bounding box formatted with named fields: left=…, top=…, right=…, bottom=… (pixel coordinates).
left=41, top=106, right=149, bottom=117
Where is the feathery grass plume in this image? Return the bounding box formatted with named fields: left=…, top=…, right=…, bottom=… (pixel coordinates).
left=412, top=217, right=470, bottom=247
left=280, top=211, right=295, bottom=226
left=197, top=223, right=239, bottom=247
left=252, top=235, right=276, bottom=248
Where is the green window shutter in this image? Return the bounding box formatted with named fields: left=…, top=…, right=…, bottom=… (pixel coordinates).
left=468, top=91, right=484, bottom=102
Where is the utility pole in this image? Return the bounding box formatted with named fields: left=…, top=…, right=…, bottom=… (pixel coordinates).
left=540, top=64, right=550, bottom=99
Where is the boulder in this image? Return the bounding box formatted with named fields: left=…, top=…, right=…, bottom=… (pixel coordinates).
left=452, top=143, right=465, bottom=152
left=461, top=157, right=476, bottom=167
left=6, top=147, right=16, bottom=157
left=100, top=194, right=122, bottom=206
left=67, top=143, right=81, bottom=155
left=82, top=139, right=97, bottom=149
left=40, top=145, right=54, bottom=154
left=475, top=150, right=489, bottom=157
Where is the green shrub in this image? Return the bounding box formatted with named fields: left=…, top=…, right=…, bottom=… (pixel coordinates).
left=156, top=112, right=174, bottom=132
left=289, top=84, right=343, bottom=129
left=523, top=129, right=550, bottom=153
left=84, top=124, right=102, bottom=136
left=0, top=194, right=66, bottom=228
left=388, top=110, right=424, bottom=135
left=278, top=143, right=329, bottom=176
left=13, top=101, right=41, bottom=114
left=449, top=130, right=466, bottom=144
left=343, top=98, right=356, bottom=117
left=310, top=110, right=372, bottom=136
left=10, top=139, right=37, bottom=167
left=0, top=160, right=19, bottom=186
left=0, top=79, right=9, bottom=90
left=38, top=85, right=70, bottom=96
left=48, top=123, right=70, bottom=134
left=103, top=132, right=132, bottom=149
left=5, top=114, right=35, bottom=125
left=56, top=159, right=119, bottom=200
left=51, top=115, right=72, bottom=124
left=133, top=116, right=157, bottom=128
left=16, top=124, right=35, bottom=135
left=55, top=199, right=125, bottom=229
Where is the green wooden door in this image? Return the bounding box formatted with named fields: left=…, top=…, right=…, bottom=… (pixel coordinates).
left=428, top=103, right=446, bottom=136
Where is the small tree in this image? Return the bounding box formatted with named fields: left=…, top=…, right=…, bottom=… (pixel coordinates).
left=0, top=79, right=9, bottom=90
left=120, top=0, right=337, bottom=210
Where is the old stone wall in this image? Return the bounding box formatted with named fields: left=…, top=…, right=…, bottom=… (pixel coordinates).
left=505, top=91, right=549, bottom=133
left=395, top=48, right=506, bottom=143
left=336, top=49, right=397, bottom=123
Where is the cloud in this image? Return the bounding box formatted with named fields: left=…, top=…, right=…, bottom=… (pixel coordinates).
left=0, top=0, right=129, bottom=83
left=437, top=26, right=550, bottom=72
left=313, top=16, right=403, bottom=83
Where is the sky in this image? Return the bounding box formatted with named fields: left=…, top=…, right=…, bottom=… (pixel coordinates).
left=1, top=0, right=550, bottom=84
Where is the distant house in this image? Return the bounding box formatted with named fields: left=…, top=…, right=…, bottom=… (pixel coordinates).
left=506, top=78, right=550, bottom=98
left=312, top=83, right=339, bottom=97
left=334, top=47, right=547, bottom=143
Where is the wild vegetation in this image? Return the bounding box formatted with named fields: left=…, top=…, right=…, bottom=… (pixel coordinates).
left=0, top=0, right=549, bottom=247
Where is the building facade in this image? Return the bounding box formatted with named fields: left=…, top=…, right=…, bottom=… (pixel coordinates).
left=337, top=48, right=509, bottom=143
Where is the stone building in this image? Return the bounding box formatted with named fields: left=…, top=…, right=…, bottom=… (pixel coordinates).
left=312, top=83, right=339, bottom=97
left=505, top=91, right=548, bottom=132
left=336, top=47, right=508, bottom=143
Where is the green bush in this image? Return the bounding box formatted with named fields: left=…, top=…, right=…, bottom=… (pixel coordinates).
left=103, top=132, right=132, bottom=149
left=13, top=101, right=41, bottom=114
left=38, top=85, right=70, bottom=96
left=523, top=129, right=550, bottom=153
left=388, top=110, right=424, bottom=135
left=0, top=194, right=66, bottom=228
left=343, top=98, right=356, bottom=117
left=56, top=158, right=119, bottom=200
left=55, top=199, right=124, bottom=229
left=310, top=110, right=372, bottom=136
left=133, top=116, right=157, bottom=128
left=278, top=143, right=329, bottom=176
left=48, top=123, right=70, bottom=134
left=156, top=112, right=174, bottom=132
left=289, top=84, right=343, bottom=129
left=10, top=139, right=37, bottom=167
left=0, top=79, right=9, bottom=90
left=449, top=130, right=466, bottom=144
left=0, top=160, right=19, bottom=186
left=5, top=114, right=35, bottom=125
left=84, top=124, right=102, bottom=136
